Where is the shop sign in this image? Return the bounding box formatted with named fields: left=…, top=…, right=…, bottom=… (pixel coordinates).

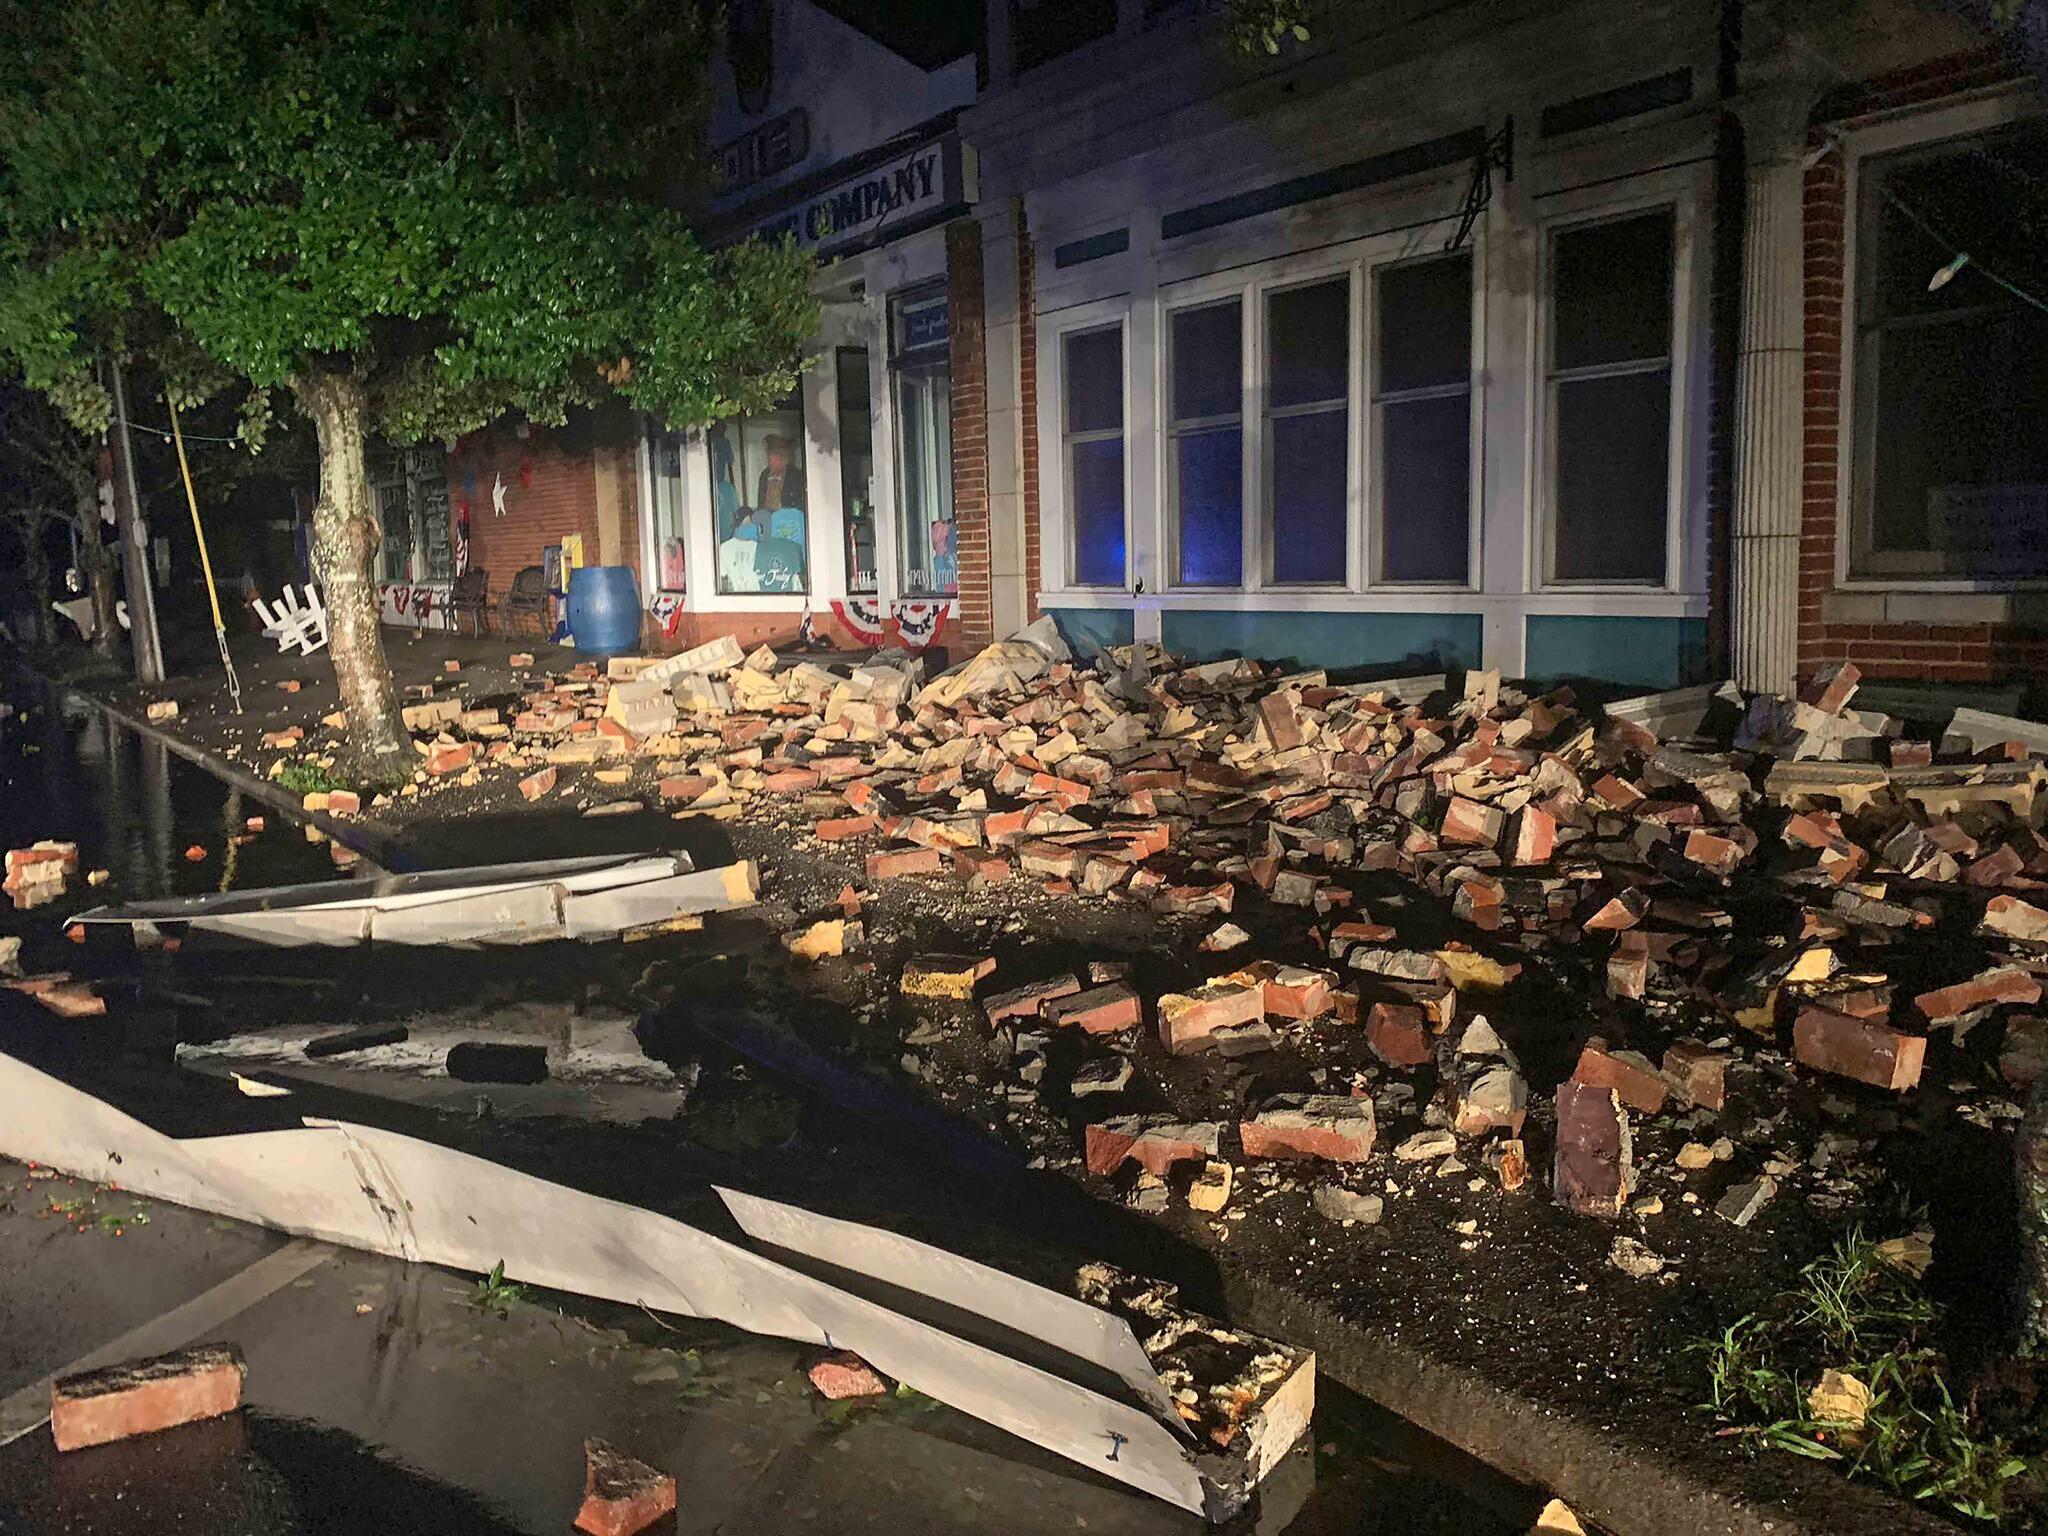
left=714, top=108, right=810, bottom=198
left=743, top=132, right=969, bottom=258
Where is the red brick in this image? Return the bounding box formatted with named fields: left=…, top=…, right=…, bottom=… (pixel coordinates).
left=1662, top=1040, right=1727, bottom=1111
left=1366, top=1002, right=1431, bottom=1066
left=51, top=1345, right=245, bottom=1452
left=815, top=815, right=880, bottom=842
left=325, top=789, right=361, bottom=816
left=806, top=1350, right=889, bottom=1400
left=574, top=1438, right=676, bottom=1536
left=1915, top=966, right=2041, bottom=1022
left=1440, top=797, right=1504, bottom=849
left=1156, top=977, right=1262, bottom=1054
left=1083, top=1116, right=1219, bottom=1177
left=1571, top=1040, right=1667, bottom=1114
left=866, top=847, right=944, bottom=880
left=1239, top=1094, right=1375, bottom=1163
left=1792, top=1005, right=1926, bottom=1091
left=982, top=973, right=1080, bottom=1023
left=425, top=743, right=472, bottom=775
left=1047, top=982, right=1142, bottom=1035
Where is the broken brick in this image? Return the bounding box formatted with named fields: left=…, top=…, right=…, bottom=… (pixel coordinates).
left=815, top=815, right=880, bottom=842
left=1044, top=983, right=1141, bottom=1035
left=865, top=847, right=944, bottom=881
left=1083, top=1116, right=1220, bottom=1177
left=982, top=974, right=1081, bottom=1024
left=1571, top=1040, right=1668, bottom=1115
left=1366, top=1002, right=1432, bottom=1067
left=51, top=1344, right=245, bottom=1452
left=519, top=766, right=558, bottom=801
left=1662, top=1040, right=1726, bottom=1111
left=1792, top=1005, right=1926, bottom=1092
left=1156, top=977, right=1263, bottom=1054
left=899, top=954, right=996, bottom=1000
left=1239, top=1094, right=1376, bottom=1162
left=574, top=1439, right=676, bottom=1536
left=1915, top=966, right=2042, bottom=1022
left=1553, top=1082, right=1632, bottom=1219
left=807, top=1350, right=889, bottom=1400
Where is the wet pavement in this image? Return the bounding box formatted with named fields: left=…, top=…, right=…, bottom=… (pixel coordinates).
left=0, top=663, right=1544, bottom=1535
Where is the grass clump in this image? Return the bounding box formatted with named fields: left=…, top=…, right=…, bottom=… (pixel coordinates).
left=1691, top=1228, right=2042, bottom=1524
left=464, top=1260, right=528, bottom=1319
left=273, top=759, right=346, bottom=795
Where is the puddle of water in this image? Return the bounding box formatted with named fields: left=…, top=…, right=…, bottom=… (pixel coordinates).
left=0, top=676, right=344, bottom=963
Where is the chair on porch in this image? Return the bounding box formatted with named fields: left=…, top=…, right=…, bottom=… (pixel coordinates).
left=447, top=567, right=490, bottom=637
left=500, top=565, right=547, bottom=638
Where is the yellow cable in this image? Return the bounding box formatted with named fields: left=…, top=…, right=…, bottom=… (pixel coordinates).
left=167, top=397, right=226, bottom=632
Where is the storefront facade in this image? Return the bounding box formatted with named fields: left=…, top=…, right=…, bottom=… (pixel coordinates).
left=635, top=0, right=994, bottom=655
left=965, top=0, right=1727, bottom=687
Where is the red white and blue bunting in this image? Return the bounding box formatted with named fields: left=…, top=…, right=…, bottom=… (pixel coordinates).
left=829, top=597, right=953, bottom=651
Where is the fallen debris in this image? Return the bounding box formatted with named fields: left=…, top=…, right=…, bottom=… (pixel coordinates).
left=50, top=1343, right=245, bottom=1452
left=574, top=1438, right=676, bottom=1536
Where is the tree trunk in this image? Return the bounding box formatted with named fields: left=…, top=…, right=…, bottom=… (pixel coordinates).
left=76, top=493, right=118, bottom=664
left=293, top=372, right=411, bottom=783
left=2020, top=1076, right=2048, bottom=1354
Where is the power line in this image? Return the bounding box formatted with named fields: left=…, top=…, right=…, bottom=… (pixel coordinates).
left=113, top=415, right=245, bottom=446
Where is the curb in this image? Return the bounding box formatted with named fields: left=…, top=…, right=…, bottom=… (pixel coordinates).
left=1217, top=1269, right=1956, bottom=1536
left=59, top=683, right=403, bottom=876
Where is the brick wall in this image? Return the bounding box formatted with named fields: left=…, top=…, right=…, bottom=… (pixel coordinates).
left=1018, top=205, right=1041, bottom=623
left=1797, top=48, right=2042, bottom=683
left=948, top=218, right=995, bottom=649
left=448, top=418, right=601, bottom=617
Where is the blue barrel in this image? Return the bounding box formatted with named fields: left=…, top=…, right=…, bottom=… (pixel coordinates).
left=565, top=565, right=641, bottom=653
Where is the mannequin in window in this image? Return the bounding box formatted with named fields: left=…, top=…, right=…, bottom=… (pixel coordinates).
left=756, top=433, right=806, bottom=513
left=928, top=516, right=958, bottom=596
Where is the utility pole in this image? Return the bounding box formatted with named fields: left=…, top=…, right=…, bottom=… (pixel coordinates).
left=106, top=358, right=164, bottom=683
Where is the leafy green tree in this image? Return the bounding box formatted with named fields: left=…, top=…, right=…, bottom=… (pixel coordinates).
left=0, top=0, right=816, bottom=780
left=0, top=383, right=119, bottom=660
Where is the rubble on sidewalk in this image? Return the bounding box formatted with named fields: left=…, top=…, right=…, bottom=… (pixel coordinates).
left=1, top=1051, right=1314, bottom=1522
left=574, top=1438, right=676, bottom=1536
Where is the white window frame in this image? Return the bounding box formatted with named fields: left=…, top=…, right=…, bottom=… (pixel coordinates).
left=1259, top=267, right=1359, bottom=589
left=1048, top=301, right=1134, bottom=590
left=1130, top=232, right=1485, bottom=602
left=1162, top=294, right=1246, bottom=589
left=1369, top=248, right=1483, bottom=589
left=1532, top=163, right=1708, bottom=595
left=1834, top=87, right=2048, bottom=592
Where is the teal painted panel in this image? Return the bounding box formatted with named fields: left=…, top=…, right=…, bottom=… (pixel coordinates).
left=1524, top=615, right=1709, bottom=689
left=1160, top=609, right=1482, bottom=672
left=1044, top=606, right=1135, bottom=660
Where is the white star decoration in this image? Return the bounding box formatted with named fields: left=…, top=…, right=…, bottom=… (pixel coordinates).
left=492, top=471, right=508, bottom=517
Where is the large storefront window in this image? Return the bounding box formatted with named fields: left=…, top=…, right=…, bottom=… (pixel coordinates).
left=891, top=290, right=956, bottom=597
left=651, top=429, right=687, bottom=591
left=708, top=388, right=809, bottom=595
left=1376, top=253, right=1472, bottom=583
left=370, top=443, right=450, bottom=581
left=838, top=350, right=878, bottom=594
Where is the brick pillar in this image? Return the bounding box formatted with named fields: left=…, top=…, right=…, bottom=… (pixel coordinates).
left=1019, top=207, right=1041, bottom=623
left=948, top=217, right=995, bottom=649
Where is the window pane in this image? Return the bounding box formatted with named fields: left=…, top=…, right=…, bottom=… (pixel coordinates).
left=1553, top=370, right=1668, bottom=582
left=1554, top=212, right=1673, bottom=371
left=1065, top=327, right=1122, bottom=434
left=1175, top=427, right=1242, bottom=586
left=1865, top=122, right=2048, bottom=322
left=651, top=430, right=687, bottom=591
left=1378, top=255, right=1471, bottom=394
left=837, top=349, right=876, bottom=594
left=1381, top=393, right=1470, bottom=582
left=1268, top=279, right=1350, bottom=408
left=710, top=390, right=809, bottom=595
left=1071, top=437, right=1125, bottom=586
left=1270, top=408, right=1347, bottom=583
left=1869, top=313, right=2048, bottom=575
left=1172, top=301, right=1241, bottom=422
left=896, top=368, right=957, bottom=596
